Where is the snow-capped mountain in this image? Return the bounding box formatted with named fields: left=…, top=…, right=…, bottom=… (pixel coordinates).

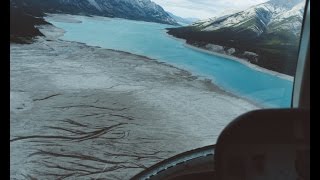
left=190, top=0, right=305, bottom=37
left=166, top=0, right=306, bottom=76
left=11, top=0, right=178, bottom=25
left=267, top=1, right=305, bottom=36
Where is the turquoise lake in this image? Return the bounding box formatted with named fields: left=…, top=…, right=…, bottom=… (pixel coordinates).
left=48, top=16, right=294, bottom=108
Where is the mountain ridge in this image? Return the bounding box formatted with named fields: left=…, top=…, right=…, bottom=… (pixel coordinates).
left=10, top=0, right=178, bottom=25
left=10, top=0, right=179, bottom=43
left=167, top=0, right=306, bottom=76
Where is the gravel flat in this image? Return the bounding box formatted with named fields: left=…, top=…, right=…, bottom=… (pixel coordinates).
left=10, top=25, right=258, bottom=179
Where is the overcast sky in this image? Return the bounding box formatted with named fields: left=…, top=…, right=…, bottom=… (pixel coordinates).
left=152, top=0, right=269, bottom=19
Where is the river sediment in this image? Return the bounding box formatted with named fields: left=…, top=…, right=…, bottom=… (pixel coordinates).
left=10, top=24, right=257, bottom=179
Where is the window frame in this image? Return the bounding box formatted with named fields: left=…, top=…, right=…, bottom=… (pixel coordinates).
left=292, top=0, right=310, bottom=108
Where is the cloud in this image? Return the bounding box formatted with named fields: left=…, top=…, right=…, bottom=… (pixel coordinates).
left=152, top=0, right=269, bottom=19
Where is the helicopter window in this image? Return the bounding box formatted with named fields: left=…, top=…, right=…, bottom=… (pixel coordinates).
left=10, top=0, right=308, bottom=179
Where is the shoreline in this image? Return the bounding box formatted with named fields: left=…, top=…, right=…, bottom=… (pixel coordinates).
left=45, top=13, right=293, bottom=82
left=165, top=33, right=294, bottom=82
left=45, top=13, right=83, bottom=23
left=42, top=14, right=271, bottom=108
left=11, top=37, right=262, bottom=111
left=60, top=41, right=264, bottom=108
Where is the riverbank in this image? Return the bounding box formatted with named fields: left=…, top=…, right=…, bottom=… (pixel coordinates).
left=166, top=33, right=294, bottom=82
left=45, top=14, right=293, bottom=107
left=10, top=24, right=258, bottom=179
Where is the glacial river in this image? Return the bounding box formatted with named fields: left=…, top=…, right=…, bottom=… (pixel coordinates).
left=47, top=15, right=294, bottom=107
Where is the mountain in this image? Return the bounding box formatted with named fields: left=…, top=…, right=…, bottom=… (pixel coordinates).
left=167, top=12, right=199, bottom=26
left=10, top=0, right=178, bottom=25
left=167, top=0, right=306, bottom=76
